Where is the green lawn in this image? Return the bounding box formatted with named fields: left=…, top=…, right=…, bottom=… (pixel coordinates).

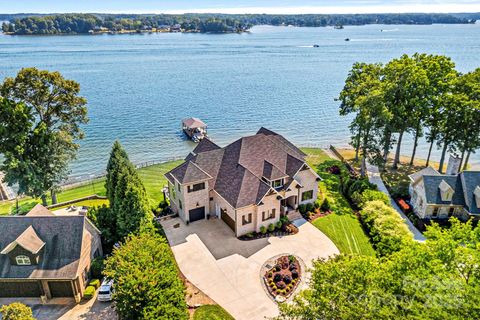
left=193, top=305, right=234, bottom=320
left=312, top=213, right=375, bottom=256
left=0, top=159, right=184, bottom=215
left=302, top=148, right=375, bottom=256
left=52, top=198, right=110, bottom=210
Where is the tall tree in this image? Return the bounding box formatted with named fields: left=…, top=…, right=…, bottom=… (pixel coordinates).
left=113, top=160, right=151, bottom=240
left=339, top=63, right=390, bottom=176
left=414, top=54, right=458, bottom=167
left=0, top=68, right=88, bottom=205
left=104, top=228, right=188, bottom=320
left=0, top=302, right=35, bottom=320
left=383, top=55, right=429, bottom=169
left=105, top=140, right=129, bottom=204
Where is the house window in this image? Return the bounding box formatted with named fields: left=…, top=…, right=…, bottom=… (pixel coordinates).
left=16, top=255, right=31, bottom=266
left=432, top=207, right=439, bottom=217
left=272, top=179, right=284, bottom=189
left=448, top=207, right=455, bottom=217
left=262, top=210, right=275, bottom=221
left=188, top=182, right=205, bottom=193
left=301, top=190, right=313, bottom=201
left=179, top=200, right=183, bottom=210
left=242, top=213, right=252, bottom=225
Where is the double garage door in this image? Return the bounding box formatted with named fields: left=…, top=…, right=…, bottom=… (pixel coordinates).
left=189, top=207, right=205, bottom=222
left=0, top=280, right=74, bottom=298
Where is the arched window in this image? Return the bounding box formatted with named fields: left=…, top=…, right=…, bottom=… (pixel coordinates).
left=16, top=255, right=31, bottom=266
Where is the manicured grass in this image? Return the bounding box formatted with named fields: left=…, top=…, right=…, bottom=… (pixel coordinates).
left=312, top=214, right=375, bottom=256
left=0, top=159, right=184, bottom=215
left=137, top=160, right=184, bottom=207
left=301, top=147, right=332, bottom=168
left=51, top=199, right=110, bottom=210
left=193, top=305, right=234, bottom=320
left=302, top=148, right=375, bottom=256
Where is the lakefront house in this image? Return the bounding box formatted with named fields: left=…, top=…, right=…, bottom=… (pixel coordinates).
left=0, top=204, right=102, bottom=302
left=165, top=128, right=321, bottom=237
left=408, top=157, right=480, bottom=221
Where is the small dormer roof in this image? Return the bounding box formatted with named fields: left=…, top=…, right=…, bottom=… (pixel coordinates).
left=0, top=225, right=45, bottom=255
left=439, top=180, right=454, bottom=193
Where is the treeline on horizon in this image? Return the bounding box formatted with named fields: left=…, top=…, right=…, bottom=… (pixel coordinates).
left=1, top=12, right=477, bottom=35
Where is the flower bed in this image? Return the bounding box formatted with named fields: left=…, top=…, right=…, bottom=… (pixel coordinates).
left=238, top=217, right=298, bottom=241
left=263, top=255, right=301, bottom=302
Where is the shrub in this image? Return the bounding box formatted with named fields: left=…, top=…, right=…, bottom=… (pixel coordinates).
left=90, top=257, right=104, bottom=279
left=347, top=178, right=377, bottom=199
left=274, top=273, right=282, bottom=282
left=289, top=263, right=297, bottom=271
left=246, top=232, right=254, bottom=238
left=83, top=285, right=96, bottom=300
left=275, top=221, right=283, bottom=229
left=285, top=287, right=291, bottom=293
left=276, top=289, right=282, bottom=294
left=89, top=279, right=101, bottom=289
left=283, top=275, right=292, bottom=284
left=321, top=198, right=331, bottom=211
left=298, top=204, right=307, bottom=214
left=288, top=255, right=295, bottom=263
left=158, top=200, right=169, bottom=209
left=352, top=189, right=390, bottom=209
left=0, top=302, right=35, bottom=320
left=260, top=226, right=267, bottom=234
left=390, top=185, right=409, bottom=199
left=276, top=281, right=286, bottom=289
left=268, top=223, right=275, bottom=232
left=305, top=203, right=314, bottom=213
left=267, top=272, right=273, bottom=278
left=314, top=199, right=322, bottom=209
left=275, top=264, right=281, bottom=272
left=360, top=201, right=413, bottom=256
left=291, top=270, right=299, bottom=279
left=280, top=215, right=289, bottom=225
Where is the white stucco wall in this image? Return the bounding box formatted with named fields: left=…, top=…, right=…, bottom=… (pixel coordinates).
left=294, top=168, right=319, bottom=205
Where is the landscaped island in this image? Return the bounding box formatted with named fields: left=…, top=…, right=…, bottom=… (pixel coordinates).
left=1, top=12, right=476, bottom=35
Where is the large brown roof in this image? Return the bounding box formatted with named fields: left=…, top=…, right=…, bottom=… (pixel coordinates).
left=182, top=117, right=207, bottom=129
left=166, top=128, right=307, bottom=208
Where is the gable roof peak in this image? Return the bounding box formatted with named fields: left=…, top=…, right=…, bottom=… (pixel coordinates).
left=1, top=225, right=46, bottom=255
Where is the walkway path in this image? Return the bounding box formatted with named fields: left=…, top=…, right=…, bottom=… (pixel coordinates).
left=366, top=163, right=426, bottom=242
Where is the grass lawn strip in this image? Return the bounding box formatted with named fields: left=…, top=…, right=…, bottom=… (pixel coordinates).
left=193, top=305, right=234, bottom=320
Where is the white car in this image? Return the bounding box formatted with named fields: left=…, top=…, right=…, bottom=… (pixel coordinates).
left=97, top=279, right=114, bottom=302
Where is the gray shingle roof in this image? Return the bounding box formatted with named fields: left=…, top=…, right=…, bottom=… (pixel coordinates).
left=0, top=216, right=90, bottom=280
left=192, top=138, right=220, bottom=155
left=423, top=175, right=465, bottom=206
left=408, top=166, right=439, bottom=184
left=166, top=128, right=308, bottom=209
left=0, top=226, right=45, bottom=255
left=460, top=171, right=480, bottom=214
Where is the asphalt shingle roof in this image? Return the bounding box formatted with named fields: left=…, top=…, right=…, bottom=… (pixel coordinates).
left=0, top=216, right=88, bottom=280
left=460, top=171, right=480, bottom=214
left=423, top=175, right=465, bottom=206
left=166, top=128, right=308, bottom=209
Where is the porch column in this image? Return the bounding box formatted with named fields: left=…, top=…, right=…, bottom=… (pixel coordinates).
left=40, top=280, right=52, bottom=299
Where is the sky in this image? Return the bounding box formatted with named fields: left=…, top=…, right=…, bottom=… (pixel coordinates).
left=1, top=0, right=480, bottom=14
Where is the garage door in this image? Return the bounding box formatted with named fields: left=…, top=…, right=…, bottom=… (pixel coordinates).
left=221, top=209, right=236, bottom=232
left=189, top=207, right=205, bottom=222
left=0, top=281, right=41, bottom=297
left=48, top=281, right=74, bottom=297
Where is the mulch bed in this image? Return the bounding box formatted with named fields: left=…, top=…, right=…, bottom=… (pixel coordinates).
left=302, top=208, right=332, bottom=222
left=263, top=255, right=301, bottom=300
left=238, top=223, right=299, bottom=241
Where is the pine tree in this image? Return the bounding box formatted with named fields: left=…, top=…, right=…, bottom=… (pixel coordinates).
left=114, top=162, right=151, bottom=240
left=105, top=140, right=129, bottom=204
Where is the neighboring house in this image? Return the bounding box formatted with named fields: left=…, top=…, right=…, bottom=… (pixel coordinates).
left=0, top=204, right=102, bottom=302
left=409, top=167, right=480, bottom=220
left=165, top=127, right=321, bottom=237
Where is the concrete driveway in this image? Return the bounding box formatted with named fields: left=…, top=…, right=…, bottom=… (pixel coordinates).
left=162, top=217, right=339, bottom=320
left=0, top=292, right=116, bottom=320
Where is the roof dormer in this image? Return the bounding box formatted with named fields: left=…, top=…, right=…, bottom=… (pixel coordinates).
left=439, top=180, right=454, bottom=202
left=0, top=226, right=45, bottom=266
left=474, top=186, right=480, bottom=209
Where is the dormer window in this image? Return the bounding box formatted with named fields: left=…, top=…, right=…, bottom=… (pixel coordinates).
left=272, top=179, right=284, bottom=189
left=16, top=255, right=31, bottom=266
left=439, top=180, right=454, bottom=202
left=474, top=186, right=480, bottom=208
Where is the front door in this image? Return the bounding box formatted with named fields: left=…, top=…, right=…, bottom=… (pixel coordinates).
left=215, top=203, right=221, bottom=218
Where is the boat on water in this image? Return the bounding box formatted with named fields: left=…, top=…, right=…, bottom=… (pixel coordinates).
left=344, top=38, right=350, bottom=41
left=313, top=44, right=320, bottom=48
left=182, top=117, right=208, bottom=143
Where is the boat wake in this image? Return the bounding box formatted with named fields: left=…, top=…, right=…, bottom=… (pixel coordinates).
left=381, top=28, right=399, bottom=32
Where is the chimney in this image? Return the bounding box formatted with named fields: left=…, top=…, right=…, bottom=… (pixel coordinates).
left=446, top=154, right=462, bottom=175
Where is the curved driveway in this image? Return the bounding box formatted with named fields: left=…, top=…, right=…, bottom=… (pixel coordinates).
left=161, top=217, right=339, bottom=320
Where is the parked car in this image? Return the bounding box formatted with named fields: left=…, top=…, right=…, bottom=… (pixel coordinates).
left=97, top=279, right=114, bottom=302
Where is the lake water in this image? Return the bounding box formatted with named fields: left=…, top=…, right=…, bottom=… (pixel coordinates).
left=1, top=24, right=479, bottom=179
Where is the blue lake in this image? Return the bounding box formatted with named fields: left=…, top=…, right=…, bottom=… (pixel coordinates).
left=1, top=24, right=479, bottom=179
